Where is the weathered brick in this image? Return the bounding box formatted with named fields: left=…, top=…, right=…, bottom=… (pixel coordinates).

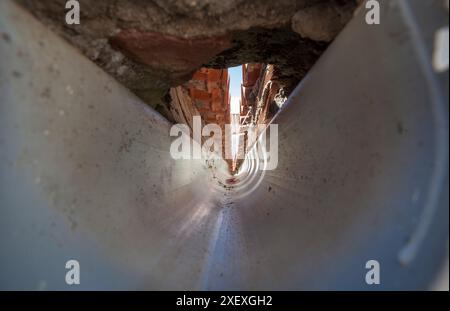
left=191, top=71, right=208, bottom=81
left=211, top=100, right=223, bottom=112
left=211, top=88, right=222, bottom=104
left=190, top=88, right=210, bottom=102
left=215, top=113, right=225, bottom=123
left=207, top=70, right=221, bottom=82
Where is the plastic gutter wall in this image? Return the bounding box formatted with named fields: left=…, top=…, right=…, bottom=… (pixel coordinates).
left=0, top=0, right=448, bottom=290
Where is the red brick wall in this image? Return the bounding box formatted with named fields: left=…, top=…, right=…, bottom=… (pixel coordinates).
left=242, top=64, right=280, bottom=125
left=170, top=68, right=231, bottom=163
left=169, top=65, right=281, bottom=173
left=187, top=68, right=230, bottom=126
left=241, top=63, right=262, bottom=117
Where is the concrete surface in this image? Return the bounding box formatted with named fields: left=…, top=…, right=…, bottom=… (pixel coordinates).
left=0, top=0, right=448, bottom=290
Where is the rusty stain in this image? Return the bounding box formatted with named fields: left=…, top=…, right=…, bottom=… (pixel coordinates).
left=110, top=30, right=232, bottom=72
